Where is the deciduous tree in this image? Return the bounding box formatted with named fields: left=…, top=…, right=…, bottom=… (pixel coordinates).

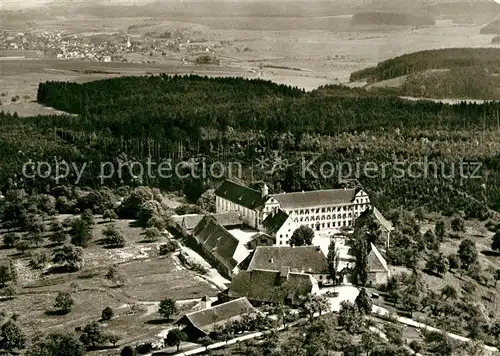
left=458, top=239, right=478, bottom=269
left=289, top=225, right=314, bottom=246
left=29, top=332, right=85, bottom=356
left=0, top=318, right=26, bottom=352
left=165, top=329, right=186, bottom=352
left=54, top=292, right=74, bottom=313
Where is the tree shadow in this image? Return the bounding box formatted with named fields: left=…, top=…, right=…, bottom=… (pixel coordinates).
left=128, top=220, right=142, bottom=228
left=481, top=250, right=500, bottom=257
left=422, top=268, right=444, bottom=278
left=43, top=266, right=73, bottom=275
left=103, top=245, right=124, bottom=250
left=85, top=345, right=118, bottom=351
left=45, top=309, right=70, bottom=316
left=145, top=318, right=172, bottom=325
left=46, top=242, right=64, bottom=249
left=137, top=239, right=158, bottom=244
left=95, top=238, right=109, bottom=245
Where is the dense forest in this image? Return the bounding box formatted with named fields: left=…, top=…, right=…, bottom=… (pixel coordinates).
left=400, top=67, right=500, bottom=100
left=351, top=12, right=435, bottom=26
left=349, top=48, right=500, bottom=83
left=0, top=75, right=498, bottom=219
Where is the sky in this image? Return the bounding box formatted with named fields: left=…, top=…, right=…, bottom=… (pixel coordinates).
left=1, top=0, right=499, bottom=10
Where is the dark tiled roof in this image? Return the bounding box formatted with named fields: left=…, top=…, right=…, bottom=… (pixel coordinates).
left=175, top=297, right=256, bottom=334
left=247, top=232, right=274, bottom=246
left=214, top=180, right=265, bottom=210
left=270, top=189, right=357, bottom=209
left=228, top=269, right=315, bottom=305
left=213, top=212, right=244, bottom=227
left=262, top=210, right=290, bottom=234
left=247, top=246, right=329, bottom=274
left=193, top=216, right=240, bottom=271
left=173, top=212, right=243, bottom=231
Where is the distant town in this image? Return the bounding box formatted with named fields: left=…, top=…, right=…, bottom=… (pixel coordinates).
left=0, top=30, right=220, bottom=63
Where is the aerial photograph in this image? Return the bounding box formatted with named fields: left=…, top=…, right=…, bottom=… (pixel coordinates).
left=1, top=0, right=500, bottom=355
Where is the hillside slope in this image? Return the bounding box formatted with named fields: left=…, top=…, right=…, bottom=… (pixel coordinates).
left=350, top=48, right=500, bottom=83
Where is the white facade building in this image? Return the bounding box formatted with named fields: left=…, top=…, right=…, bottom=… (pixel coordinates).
left=214, top=180, right=371, bottom=234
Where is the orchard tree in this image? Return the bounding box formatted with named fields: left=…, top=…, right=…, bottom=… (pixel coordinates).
left=103, top=225, right=125, bottom=248
left=3, top=233, right=18, bottom=248
left=102, top=209, right=118, bottom=222
left=289, top=225, right=314, bottom=246
left=144, top=227, right=161, bottom=242
left=165, top=328, right=187, bottom=352
left=423, top=230, right=439, bottom=251
left=29, top=252, right=48, bottom=271
left=70, top=218, right=92, bottom=247
left=0, top=266, right=12, bottom=287
left=79, top=321, right=107, bottom=349
left=451, top=217, right=465, bottom=232
left=54, top=292, right=74, bottom=314
left=435, top=219, right=445, bottom=239
left=52, top=245, right=84, bottom=271
left=425, top=252, right=449, bottom=277
left=120, top=346, right=136, bottom=356
left=50, top=230, right=67, bottom=245
left=337, top=300, right=363, bottom=333
left=440, top=285, right=458, bottom=300
left=101, top=307, right=114, bottom=321
left=458, top=239, right=478, bottom=270
left=0, top=318, right=26, bottom=352
left=159, top=298, right=178, bottom=320
left=29, top=332, right=85, bottom=356
left=81, top=209, right=95, bottom=226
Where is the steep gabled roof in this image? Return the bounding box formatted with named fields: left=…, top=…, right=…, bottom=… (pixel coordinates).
left=368, top=243, right=389, bottom=273
left=262, top=210, right=290, bottom=234
left=175, top=297, right=256, bottom=334
left=193, top=216, right=240, bottom=271
left=372, top=207, right=394, bottom=232
left=247, top=246, right=329, bottom=274
left=214, top=180, right=265, bottom=210
left=228, top=269, right=315, bottom=305
left=270, top=189, right=358, bottom=209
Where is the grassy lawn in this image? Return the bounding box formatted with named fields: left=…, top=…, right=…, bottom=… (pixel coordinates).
left=0, top=215, right=217, bottom=350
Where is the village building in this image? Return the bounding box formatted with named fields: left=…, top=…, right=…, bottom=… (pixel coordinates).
left=372, top=207, right=395, bottom=250
left=192, top=216, right=250, bottom=277
left=171, top=212, right=243, bottom=233
left=214, top=179, right=371, bottom=234
left=174, top=297, right=257, bottom=340
left=261, top=209, right=298, bottom=246
left=354, top=207, right=394, bottom=251
left=224, top=268, right=319, bottom=306
left=243, top=246, right=331, bottom=285
left=245, top=232, right=275, bottom=250
left=367, top=242, right=390, bottom=285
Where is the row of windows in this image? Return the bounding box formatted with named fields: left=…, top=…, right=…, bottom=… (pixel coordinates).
left=286, top=205, right=349, bottom=215
left=295, top=213, right=352, bottom=222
